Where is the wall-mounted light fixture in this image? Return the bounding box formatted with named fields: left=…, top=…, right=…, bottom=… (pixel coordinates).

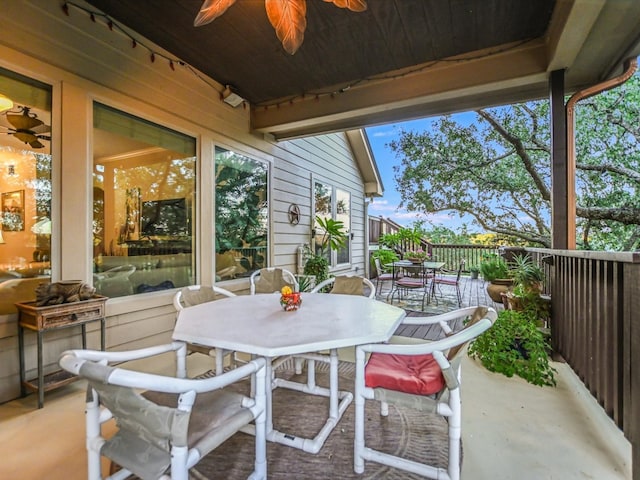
left=7, top=164, right=15, bottom=176
left=221, top=85, right=245, bottom=108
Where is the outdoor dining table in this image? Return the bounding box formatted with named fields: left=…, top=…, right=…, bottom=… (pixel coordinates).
left=173, top=292, right=406, bottom=454
left=386, top=260, right=446, bottom=304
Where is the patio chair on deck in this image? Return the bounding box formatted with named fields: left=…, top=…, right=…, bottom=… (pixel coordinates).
left=433, top=259, right=465, bottom=307
left=250, top=267, right=298, bottom=295
left=373, top=257, right=395, bottom=296
left=173, top=285, right=237, bottom=375
left=388, top=262, right=431, bottom=310
left=59, top=342, right=267, bottom=480
left=354, top=306, right=497, bottom=480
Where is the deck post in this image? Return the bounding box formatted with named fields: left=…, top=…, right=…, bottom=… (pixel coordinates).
left=549, top=69, right=573, bottom=249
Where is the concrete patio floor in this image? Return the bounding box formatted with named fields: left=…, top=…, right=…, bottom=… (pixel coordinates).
left=0, top=276, right=632, bottom=479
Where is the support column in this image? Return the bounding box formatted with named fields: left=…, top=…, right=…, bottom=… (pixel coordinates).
left=549, top=69, right=574, bottom=249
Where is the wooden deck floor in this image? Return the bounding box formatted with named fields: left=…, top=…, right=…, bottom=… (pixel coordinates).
left=374, top=275, right=502, bottom=341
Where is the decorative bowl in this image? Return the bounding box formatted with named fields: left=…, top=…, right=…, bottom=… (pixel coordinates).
left=280, top=292, right=302, bottom=311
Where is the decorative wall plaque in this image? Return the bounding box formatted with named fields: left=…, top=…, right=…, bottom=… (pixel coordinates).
left=288, top=203, right=301, bottom=225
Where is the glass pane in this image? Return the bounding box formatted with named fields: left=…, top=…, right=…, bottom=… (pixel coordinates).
left=0, top=67, right=52, bottom=313
left=215, top=147, right=268, bottom=280
left=93, top=103, right=196, bottom=298
left=314, top=181, right=332, bottom=259
left=336, top=188, right=350, bottom=264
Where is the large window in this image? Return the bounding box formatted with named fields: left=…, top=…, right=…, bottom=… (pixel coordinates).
left=0, top=68, right=52, bottom=313
left=93, top=103, right=196, bottom=297
left=215, top=147, right=268, bottom=280
left=314, top=181, right=351, bottom=268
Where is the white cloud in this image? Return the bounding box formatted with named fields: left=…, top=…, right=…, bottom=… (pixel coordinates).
left=369, top=201, right=456, bottom=227
left=369, top=199, right=399, bottom=213
left=368, top=128, right=397, bottom=138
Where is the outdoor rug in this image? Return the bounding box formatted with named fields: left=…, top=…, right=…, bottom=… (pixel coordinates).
left=190, top=359, right=450, bottom=480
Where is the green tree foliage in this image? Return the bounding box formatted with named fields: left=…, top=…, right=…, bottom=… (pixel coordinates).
left=390, top=74, right=640, bottom=250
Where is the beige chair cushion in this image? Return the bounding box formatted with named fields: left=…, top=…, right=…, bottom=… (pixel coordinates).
left=331, top=276, right=364, bottom=296
left=180, top=286, right=218, bottom=307
left=254, top=268, right=292, bottom=294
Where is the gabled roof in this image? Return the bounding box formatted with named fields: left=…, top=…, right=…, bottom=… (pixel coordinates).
left=346, top=129, right=383, bottom=198
left=84, top=0, right=640, bottom=139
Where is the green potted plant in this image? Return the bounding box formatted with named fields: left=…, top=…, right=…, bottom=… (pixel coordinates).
left=503, top=254, right=549, bottom=321
left=468, top=309, right=556, bottom=387
left=403, top=248, right=430, bottom=263
left=303, top=216, right=347, bottom=285
left=510, top=254, right=544, bottom=293
left=479, top=254, right=513, bottom=302
left=469, top=265, right=480, bottom=279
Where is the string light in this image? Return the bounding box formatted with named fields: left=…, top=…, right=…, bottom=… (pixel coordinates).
left=61, top=2, right=225, bottom=102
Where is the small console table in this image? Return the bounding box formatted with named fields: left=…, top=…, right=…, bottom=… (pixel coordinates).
left=16, top=295, right=107, bottom=408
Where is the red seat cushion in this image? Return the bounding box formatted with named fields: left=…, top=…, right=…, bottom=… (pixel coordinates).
left=395, top=278, right=424, bottom=288
left=364, top=352, right=445, bottom=395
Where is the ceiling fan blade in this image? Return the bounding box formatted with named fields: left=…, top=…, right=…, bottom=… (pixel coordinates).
left=29, top=139, right=45, bottom=149
left=31, top=123, right=51, bottom=134
left=13, top=130, right=37, bottom=144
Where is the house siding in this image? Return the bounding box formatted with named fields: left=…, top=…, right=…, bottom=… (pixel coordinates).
left=0, top=0, right=371, bottom=403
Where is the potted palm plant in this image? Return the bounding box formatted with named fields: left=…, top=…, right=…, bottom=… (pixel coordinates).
left=503, top=254, right=549, bottom=322
left=303, top=216, right=347, bottom=285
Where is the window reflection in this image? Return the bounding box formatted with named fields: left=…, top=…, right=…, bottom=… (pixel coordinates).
left=336, top=188, right=351, bottom=264
left=314, top=182, right=332, bottom=261
left=215, top=147, right=268, bottom=280
left=93, top=103, right=196, bottom=297
left=0, top=68, right=52, bottom=313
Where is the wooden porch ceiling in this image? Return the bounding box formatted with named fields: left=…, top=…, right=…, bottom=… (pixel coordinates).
left=85, top=0, right=640, bottom=139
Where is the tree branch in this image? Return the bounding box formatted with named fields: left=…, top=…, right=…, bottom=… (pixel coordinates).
left=477, top=110, right=551, bottom=200
left=577, top=163, right=640, bottom=183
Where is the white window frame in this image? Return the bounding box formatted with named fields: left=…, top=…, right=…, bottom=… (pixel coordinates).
left=312, top=179, right=352, bottom=271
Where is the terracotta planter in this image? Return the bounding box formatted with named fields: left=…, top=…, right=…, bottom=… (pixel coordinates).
left=406, top=257, right=424, bottom=264
left=486, top=278, right=513, bottom=303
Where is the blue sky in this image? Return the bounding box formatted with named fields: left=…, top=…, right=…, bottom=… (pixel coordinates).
left=365, top=113, right=476, bottom=231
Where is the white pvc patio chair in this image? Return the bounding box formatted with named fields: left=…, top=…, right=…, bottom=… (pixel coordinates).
left=250, top=267, right=298, bottom=295
left=311, top=275, right=376, bottom=298
left=173, top=285, right=238, bottom=375
left=354, top=306, right=498, bottom=480
left=59, top=342, right=267, bottom=480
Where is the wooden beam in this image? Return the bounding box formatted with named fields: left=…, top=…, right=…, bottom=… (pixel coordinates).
left=251, top=40, right=549, bottom=138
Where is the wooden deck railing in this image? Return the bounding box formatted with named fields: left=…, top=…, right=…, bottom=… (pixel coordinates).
left=430, top=244, right=499, bottom=271
left=527, top=247, right=639, bottom=472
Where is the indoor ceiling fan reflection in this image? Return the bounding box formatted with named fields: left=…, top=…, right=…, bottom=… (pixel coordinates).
left=1, top=106, right=51, bottom=149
